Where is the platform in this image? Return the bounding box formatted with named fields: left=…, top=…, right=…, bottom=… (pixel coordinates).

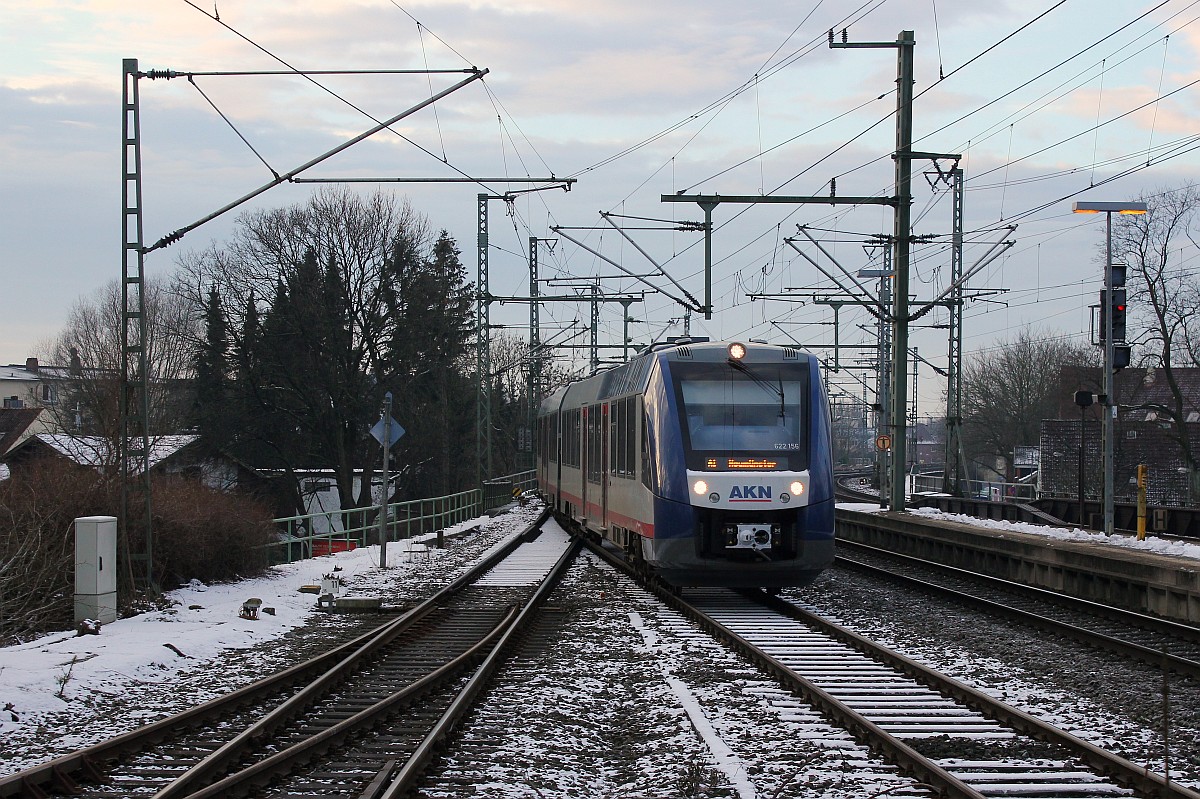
left=836, top=507, right=1200, bottom=624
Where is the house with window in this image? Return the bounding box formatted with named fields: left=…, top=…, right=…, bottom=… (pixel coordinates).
left=0, top=358, right=58, bottom=410
left=1040, top=366, right=1200, bottom=506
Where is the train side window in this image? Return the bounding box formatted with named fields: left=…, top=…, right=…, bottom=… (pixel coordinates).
left=563, top=408, right=581, bottom=468
left=538, top=414, right=545, bottom=466
left=623, top=397, right=635, bottom=478
left=640, top=407, right=656, bottom=492
left=577, top=409, right=582, bottom=468
left=550, top=411, right=559, bottom=463
left=614, top=397, right=631, bottom=478
left=587, top=404, right=603, bottom=484
left=604, top=396, right=635, bottom=479
left=609, top=399, right=622, bottom=476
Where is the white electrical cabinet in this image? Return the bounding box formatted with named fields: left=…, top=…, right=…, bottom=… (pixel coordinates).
left=75, top=515, right=117, bottom=625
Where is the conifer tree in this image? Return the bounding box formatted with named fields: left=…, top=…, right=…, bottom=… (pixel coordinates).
left=192, top=287, right=230, bottom=452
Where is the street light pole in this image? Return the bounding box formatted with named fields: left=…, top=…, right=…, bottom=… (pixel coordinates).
left=1103, top=210, right=1115, bottom=537
left=1072, top=200, right=1147, bottom=536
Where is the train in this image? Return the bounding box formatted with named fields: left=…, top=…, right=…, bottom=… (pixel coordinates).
left=536, top=338, right=835, bottom=587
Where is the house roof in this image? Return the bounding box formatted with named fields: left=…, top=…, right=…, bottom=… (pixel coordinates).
left=8, top=434, right=199, bottom=472
left=0, top=407, right=45, bottom=456
left=1057, top=365, right=1200, bottom=420
left=0, top=365, right=39, bottom=382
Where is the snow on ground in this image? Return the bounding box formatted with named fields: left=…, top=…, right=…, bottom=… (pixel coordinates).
left=839, top=501, right=1200, bottom=562
left=0, top=511, right=510, bottom=741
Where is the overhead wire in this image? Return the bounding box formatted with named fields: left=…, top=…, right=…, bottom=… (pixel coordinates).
left=543, top=0, right=900, bottom=341
left=748, top=0, right=1190, bottom=286
left=804, top=0, right=1181, bottom=217
left=569, top=0, right=887, bottom=180
left=663, top=1, right=1090, bottom=300
left=178, top=0, right=512, bottom=197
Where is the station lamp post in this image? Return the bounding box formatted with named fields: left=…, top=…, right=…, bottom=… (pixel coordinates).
left=1071, top=200, right=1147, bottom=536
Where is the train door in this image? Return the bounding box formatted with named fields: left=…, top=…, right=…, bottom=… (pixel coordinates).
left=601, top=401, right=609, bottom=531
left=580, top=405, right=589, bottom=522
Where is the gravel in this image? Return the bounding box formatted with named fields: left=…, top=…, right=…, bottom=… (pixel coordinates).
left=8, top=502, right=1190, bottom=796
left=420, top=554, right=923, bottom=798
left=787, top=566, right=1200, bottom=789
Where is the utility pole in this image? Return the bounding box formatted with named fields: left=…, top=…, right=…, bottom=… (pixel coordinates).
left=944, top=167, right=965, bottom=495
left=830, top=29, right=915, bottom=510
left=620, top=299, right=635, bottom=362
left=590, top=280, right=600, bottom=372
left=1072, top=200, right=1147, bottom=534
left=527, top=236, right=541, bottom=471
left=377, top=392, right=393, bottom=569
left=120, top=58, right=153, bottom=592
left=829, top=29, right=956, bottom=510
left=473, top=184, right=575, bottom=485
left=888, top=30, right=916, bottom=511
left=910, top=347, right=919, bottom=472
left=665, top=30, right=976, bottom=512
left=476, top=194, right=493, bottom=487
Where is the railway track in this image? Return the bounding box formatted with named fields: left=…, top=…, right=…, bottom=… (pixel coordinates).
left=585, top=538, right=1200, bottom=799
left=0, top=508, right=581, bottom=799
left=836, top=538, right=1200, bottom=679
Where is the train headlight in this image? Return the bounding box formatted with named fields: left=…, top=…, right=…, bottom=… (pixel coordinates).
left=728, top=342, right=747, bottom=361
left=693, top=479, right=708, bottom=496
left=789, top=481, right=805, bottom=496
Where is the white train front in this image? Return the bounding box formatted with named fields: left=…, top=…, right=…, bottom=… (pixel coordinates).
left=537, top=339, right=835, bottom=587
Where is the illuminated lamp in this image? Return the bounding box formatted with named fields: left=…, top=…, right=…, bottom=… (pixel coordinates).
left=728, top=342, right=747, bottom=360
left=693, top=479, right=708, bottom=496
left=789, top=481, right=805, bottom=496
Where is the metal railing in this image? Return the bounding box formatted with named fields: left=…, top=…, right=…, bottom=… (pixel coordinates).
left=266, top=470, right=537, bottom=564
left=908, top=472, right=1037, bottom=503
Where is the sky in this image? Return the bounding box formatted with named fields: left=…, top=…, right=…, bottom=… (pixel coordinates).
left=3, top=0, right=1200, bottom=412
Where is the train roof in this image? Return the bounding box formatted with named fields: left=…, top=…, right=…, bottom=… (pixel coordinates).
left=539, top=339, right=816, bottom=413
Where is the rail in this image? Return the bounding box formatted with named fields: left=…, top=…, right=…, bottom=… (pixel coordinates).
left=268, top=470, right=537, bottom=564
left=0, top=507, right=552, bottom=799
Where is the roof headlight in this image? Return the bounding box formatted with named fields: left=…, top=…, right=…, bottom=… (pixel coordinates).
left=728, top=342, right=747, bottom=360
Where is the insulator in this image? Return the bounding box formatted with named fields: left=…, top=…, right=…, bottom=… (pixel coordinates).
left=828, top=29, right=834, bottom=45
left=160, top=230, right=184, bottom=247
left=841, top=28, right=848, bottom=43
left=144, top=69, right=180, bottom=80
left=830, top=177, right=837, bottom=197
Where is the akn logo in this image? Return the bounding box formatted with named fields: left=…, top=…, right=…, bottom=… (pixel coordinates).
left=729, top=485, right=772, bottom=501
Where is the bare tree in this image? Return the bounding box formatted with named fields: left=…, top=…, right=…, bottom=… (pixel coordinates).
left=961, top=328, right=1092, bottom=479
left=176, top=187, right=430, bottom=348
left=40, top=278, right=197, bottom=465
left=1111, top=185, right=1200, bottom=500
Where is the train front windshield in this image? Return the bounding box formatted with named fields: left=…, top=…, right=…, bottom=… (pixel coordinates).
left=673, top=360, right=810, bottom=470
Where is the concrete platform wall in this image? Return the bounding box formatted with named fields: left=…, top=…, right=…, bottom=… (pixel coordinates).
left=836, top=509, right=1200, bottom=624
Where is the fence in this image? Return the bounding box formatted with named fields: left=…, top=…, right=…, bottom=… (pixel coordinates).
left=908, top=471, right=1037, bottom=503
left=267, top=470, right=536, bottom=564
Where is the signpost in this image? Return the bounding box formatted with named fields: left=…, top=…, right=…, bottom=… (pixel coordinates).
left=370, top=392, right=405, bottom=568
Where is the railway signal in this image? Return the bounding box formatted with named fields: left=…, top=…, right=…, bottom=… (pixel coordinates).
left=1098, top=288, right=1128, bottom=343
left=1114, top=344, right=1131, bottom=371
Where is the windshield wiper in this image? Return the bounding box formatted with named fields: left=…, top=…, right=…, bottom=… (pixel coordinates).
left=727, top=358, right=786, bottom=418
